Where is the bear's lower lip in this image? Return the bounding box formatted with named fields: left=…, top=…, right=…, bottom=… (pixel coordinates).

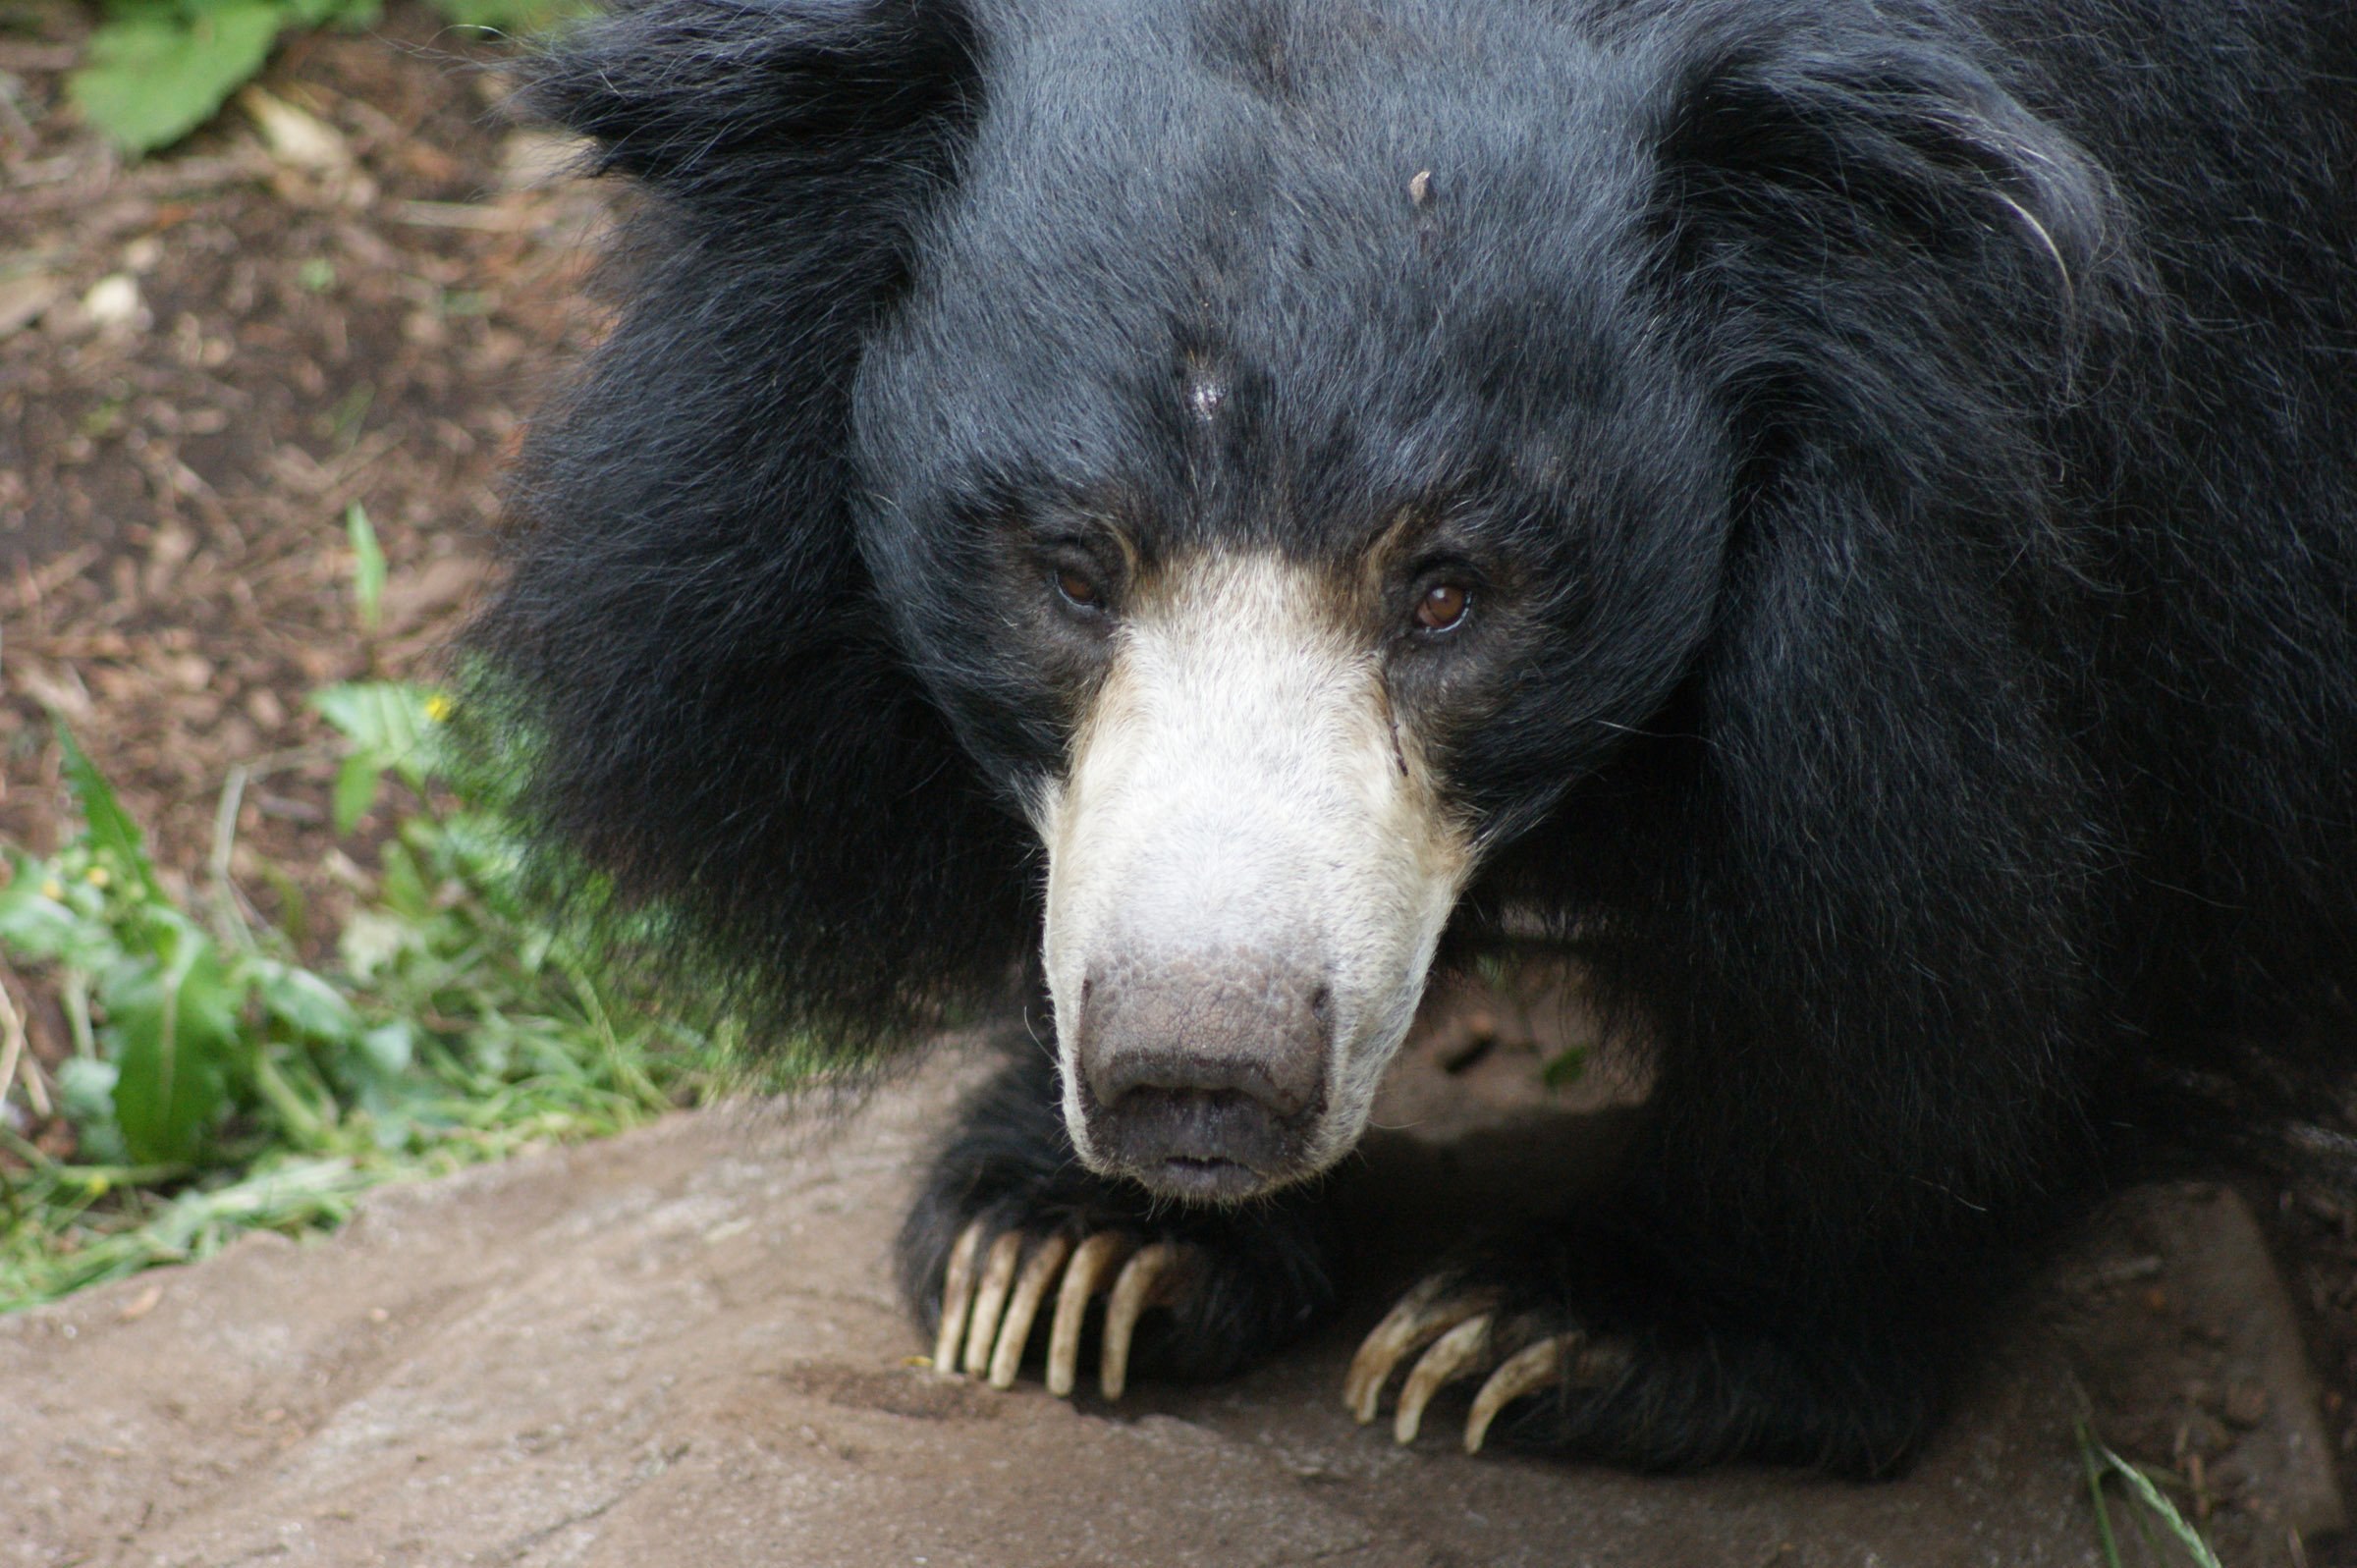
left=1142, top=1156, right=1272, bottom=1202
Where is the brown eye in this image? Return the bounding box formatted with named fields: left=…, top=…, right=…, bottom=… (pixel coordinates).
left=1413, top=581, right=1470, bottom=633
left=1055, top=568, right=1103, bottom=610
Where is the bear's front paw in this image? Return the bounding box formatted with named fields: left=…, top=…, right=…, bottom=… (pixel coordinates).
left=1343, top=1274, right=1630, bottom=1453
left=932, top=1221, right=1201, bottom=1397
left=1339, top=1228, right=1944, bottom=1475
left=904, top=1054, right=1342, bottom=1399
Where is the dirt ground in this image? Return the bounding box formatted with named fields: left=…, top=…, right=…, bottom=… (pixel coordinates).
left=0, top=1042, right=2347, bottom=1568
left=6, top=6, right=2357, bottom=1563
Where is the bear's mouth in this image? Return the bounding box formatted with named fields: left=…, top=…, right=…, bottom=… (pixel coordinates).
left=1148, top=1155, right=1268, bottom=1202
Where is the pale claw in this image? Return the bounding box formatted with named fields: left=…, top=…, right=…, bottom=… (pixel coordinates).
left=932, top=1220, right=987, bottom=1374
left=988, top=1232, right=1073, bottom=1387
left=1463, top=1335, right=1569, bottom=1454
left=1343, top=1279, right=1500, bottom=1425
left=1047, top=1232, right=1135, bottom=1397
left=961, top=1230, right=1024, bottom=1375
left=1394, top=1314, right=1494, bottom=1445
left=936, top=1227, right=1190, bottom=1398
left=1101, top=1242, right=1186, bottom=1400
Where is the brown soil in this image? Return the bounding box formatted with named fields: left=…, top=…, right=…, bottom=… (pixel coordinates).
left=0, top=1049, right=2345, bottom=1568
left=1, top=2, right=605, bottom=913
left=4, top=10, right=2356, bottom=1563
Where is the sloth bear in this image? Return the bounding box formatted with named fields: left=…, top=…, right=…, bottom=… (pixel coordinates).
left=469, top=0, right=2357, bottom=1477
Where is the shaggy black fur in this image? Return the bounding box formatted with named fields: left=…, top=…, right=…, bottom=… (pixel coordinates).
left=470, top=0, right=2357, bottom=1477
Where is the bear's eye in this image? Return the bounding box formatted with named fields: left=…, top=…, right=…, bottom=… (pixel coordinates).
left=1412, top=580, right=1471, bottom=634
left=1053, top=567, right=1106, bottom=613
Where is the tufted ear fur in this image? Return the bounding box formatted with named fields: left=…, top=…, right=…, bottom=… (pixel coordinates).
left=1647, top=0, right=2147, bottom=432
left=1582, top=6, right=2160, bottom=1264
left=466, top=0, right=1032, bottom=1054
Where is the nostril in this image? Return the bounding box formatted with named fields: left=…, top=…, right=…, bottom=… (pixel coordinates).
left=1071, top=953, right=1333, bottom=1129
left=1092, top=1049, right=1322, bottom=1122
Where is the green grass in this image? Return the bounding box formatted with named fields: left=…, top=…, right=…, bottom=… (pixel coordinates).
left=2078, top=1421, right=2225, bottom=1568
left=0, top=680, right=720, bottom=1312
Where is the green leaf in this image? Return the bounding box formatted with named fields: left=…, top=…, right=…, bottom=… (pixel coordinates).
left=284, top=0, right=381, bottom=27
left=425, top=0, right=586, bottom=30
left=337, top=908, right=409, bottom=985
left=0, top=878, right=113, bottom=968
left=2082, top=1433, right=2223, bottom=1568
left=357, top=1021, right=414, bottom=1079
left=55, top=1057, right=121, bottom=1129
left=345, top=503, right=386, bottom=632
left=1540, top=1044, right=1590, bottom=1090
left=99, top=924, right=244, bottom=1165
left=330, top=751, right=383, bottom=836
left=67, top=3, right=284, bottom=155
left=312, top=680, right=436, bottom=757
left=312, top=680, right=447, bottom=801
left=251, top=958, right=361, bottom=1044
left=52, top=726, right=161, bottom=902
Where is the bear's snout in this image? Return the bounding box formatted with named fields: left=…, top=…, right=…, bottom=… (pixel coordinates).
left=1071, top=950, right=1331, bottom=1198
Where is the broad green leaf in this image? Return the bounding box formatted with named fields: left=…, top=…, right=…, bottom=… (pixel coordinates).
left=100, top=926, right=243, bottom=1165
left=251, top=958, right=361, bottom=1043
left=67, top=4, right=283, bottom=155
left=52, top=726, right=161, bottom=901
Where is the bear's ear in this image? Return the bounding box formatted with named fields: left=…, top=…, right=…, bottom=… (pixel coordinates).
left=1649, top=10, right=2140, bottom=388
left=466, top=0, right=1032, bottom=1058
left=521, top=0, right=982, bottom=210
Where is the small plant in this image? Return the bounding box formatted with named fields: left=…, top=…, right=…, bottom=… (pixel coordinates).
left=0, top=689, right=716, bottom=1310
left=2078, top=1423, right=2225, bottom=1568
left=68, top=0, right=577, bottom=156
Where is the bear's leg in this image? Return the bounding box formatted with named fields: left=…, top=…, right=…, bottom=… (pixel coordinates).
left=1342, top=1213, right=1957, bottom=1476
left=899, top=1047, right=1343, bottom=1396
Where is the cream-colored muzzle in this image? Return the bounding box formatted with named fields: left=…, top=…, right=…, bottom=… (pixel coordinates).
left=1030, top=555, right=1473, bottom=1197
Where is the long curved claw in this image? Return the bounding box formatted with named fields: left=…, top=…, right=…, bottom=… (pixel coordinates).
left=988, top=1232, right=1073, bottom=1387
left=961, top=1230, right=1024, bottom=1376
left=1101, top=1242, right=1186, bottom=1400
left=1393, top=1313, right=1494, bottom=1445
left=1047, top=1232, right=1135, bottom=1397
left=1344, top=1279, right=1500, bottom=1425
left=933, top=1219, right=987, bottom=1374
left=1463, top=1335, right=1570, bottom=1453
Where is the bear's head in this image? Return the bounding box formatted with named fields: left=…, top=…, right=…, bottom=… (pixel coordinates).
left=477, top=0, right=2130, bottom=1200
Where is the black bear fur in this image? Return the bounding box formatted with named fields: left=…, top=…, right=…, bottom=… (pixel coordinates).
left=469, top=0, right=2357, bottom=1476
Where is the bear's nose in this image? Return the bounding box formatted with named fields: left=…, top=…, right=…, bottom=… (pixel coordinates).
left=1071, top=952, right=1331, bottom=1199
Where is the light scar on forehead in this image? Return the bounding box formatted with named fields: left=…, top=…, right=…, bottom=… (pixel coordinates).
left=1186, top=369, right=1227, bottom=423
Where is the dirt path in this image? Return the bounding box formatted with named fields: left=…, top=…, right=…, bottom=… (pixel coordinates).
left=2, top=1044, right=2342, bottom=1567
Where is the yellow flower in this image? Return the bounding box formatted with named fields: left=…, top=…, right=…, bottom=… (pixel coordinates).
left=84, top=866, right=111, bottom=889
left=425, top=693, right=456, bottom=723
left=40, top=879, right=64, bottom=900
